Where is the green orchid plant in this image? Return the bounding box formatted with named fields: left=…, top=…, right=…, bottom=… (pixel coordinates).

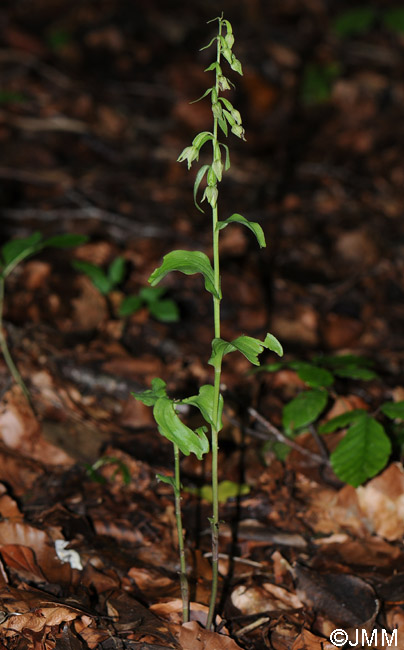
left=133, top=15, right=282, bottom=628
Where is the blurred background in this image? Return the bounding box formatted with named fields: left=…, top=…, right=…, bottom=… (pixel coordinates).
left=1, top=0, right=404, bottom=363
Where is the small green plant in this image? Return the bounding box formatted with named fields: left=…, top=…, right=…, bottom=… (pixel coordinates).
left=258, top=354, right=403, bottom=487
left=85, top=455, right=131, bottom=485
left=132, top=15, right=282, bottom=628
left=301, top=61, right=341, bottom=105
left=72, top=257, right=179, bottom=323
left=0, top=232, right=88, bottom=404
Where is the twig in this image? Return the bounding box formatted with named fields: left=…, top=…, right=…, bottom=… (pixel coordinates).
left=248, top=407, right=330, bottom=466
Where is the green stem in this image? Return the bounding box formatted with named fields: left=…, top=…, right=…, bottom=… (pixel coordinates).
left=174, top=443, right=189, bottom=623
left=206, top=19, right=223, bottom=632
left=0, top=277, right=32, bottom=405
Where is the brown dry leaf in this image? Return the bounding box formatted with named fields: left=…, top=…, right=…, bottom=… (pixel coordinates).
left=71, top=276, right=108, bottom=331
left=0, top=387, right=73, bottom=465
left=356, top=463, right=404, bottom=540
left=0, top=585, right=82, bottom=634
left=291, top=628, right=334, bottom=650
left=322, top=313, right=364, bottom=349
left=0, top=545, right=46, bottom=582
left=102, top=355, right=163, bottom=381
left=334, top=229, right=378, bottom=266
left=294, top=564, right=378, bottom=632
left=231, top=584, right=293, bottom=616
left=179, top=621, right=243, bottom=650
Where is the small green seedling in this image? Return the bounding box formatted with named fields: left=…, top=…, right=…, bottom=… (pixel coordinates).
left=85, top=455, right=131, bottom=485
left=133, top=15, right=282, bottom=628
left=72, top=257, right=179, bottom=323
left=0, top=232, right=88, bottom=404
left=259, top=354, right=402, bottom=487
left=185, top=480, right=250, bottom=504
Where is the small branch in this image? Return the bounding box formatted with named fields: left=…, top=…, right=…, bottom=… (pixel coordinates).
left=248, top=407, right=330, bottom=466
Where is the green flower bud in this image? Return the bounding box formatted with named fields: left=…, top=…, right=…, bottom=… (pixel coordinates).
left=212, top=159, right=223, bottom=182
left=224, top=33, right=234, bottom=49
left=212, top=102, right=222, bottom=120
left=218, top=76, right=231, bottom=91
left=202, top=185, right=218, bottom=208
left=230, top=55, right=243, bottom=75
left=177, top=145, right=199, bottom=169
left=231, top=124, right=246, bottom=141
left=207, top=166, right=217, bottom=186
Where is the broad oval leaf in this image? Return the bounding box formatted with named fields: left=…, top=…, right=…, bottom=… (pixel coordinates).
left=182, top=384, right=224, bottom=430
left=333, top=366, right=378, bottom=381
left=1, top=232, right=43, bottom=274
left=216, top=214, right=266, bottom=249
left=282, top=388, right=328, bottom=435
left=330, top=414, right=391, bottom=487
left=72, top=260, right=111, bottom=295
left=148, top=299, right=179, bottom=323
left=119, top=294, right=143, bottom=317
left=43, top=234, right=89, bottom=248
left=319, top=409, right=366, bottom=434
left=108, top=256, right=126, bottom=287
left=153, top=397, right=209, bottom=460
left=132, top=377, right=167, bottom=407
left=295, top=363, right=334, bottom=388
left=380, top=401, right=404, bottom=420
left=148, top=250, right=220, bottom=299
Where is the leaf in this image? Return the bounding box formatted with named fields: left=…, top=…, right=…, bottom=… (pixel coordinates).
left=332, top=7, right=377, bottom=37
left=118, top=295, right=143, bottom=317
left=139, top=286, right=166, bottom=303
left=193, top=164, right=210, bottom=212
left=204, top=62, right=221, bottom=73
left=190, top=88, right=213, bottom=104
left=263, top=333, right=283, bottom=357
left=149, top=299, right=179, bottom=323
left=209, top=333, right=282, bottom=370
left=282, top=389, right=328, bottom=435
left=153, top=397, right=209, bottom=459
left=187, top=480, right=250, bottom=504
left=1, top=232, right=43, bottom=274
left=148, top=250, right=220, bottom=299
left=314, top=354, right=374, bottom=369
left=301, top=62, right=340, bottom=105
left=330, top=414, right=391, bottom=487
left=216, top=213, right=266, bottom=248
left=72, top=260, right=111, bottom=295
left=132, top=377, right=167, bottom=407
left=156, top=473, right=178, bottom=493
left=108, top=256, right=126, bottom=287
left=294, top=363, right=334, bottom=388
left=319, top=409, right=367, bottom=434
left=333, top=366, right=378, bottom=381
left=200, top=36, right=218, bottom=51
left=42, top=234, right=89, bottom=248
left=182, top=384, right=223, bottom=429
left=192, top=131, right=214, bottom=150
left=380, top=401, right=404, bottom=420
left=383, top=8, right=404, bottom=34
left=220, top=143, right=231, bottom=170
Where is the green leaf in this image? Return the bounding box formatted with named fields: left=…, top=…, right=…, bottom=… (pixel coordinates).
left=139, top=286, right=166, bottom=303
left=218, top=116, right=228, bottom=137
left=1, top=232, right=43, bottom=274
left=294, top=363, right=334, bottom=388
left=301, top=62, right=340, bottom=105
left=88, top=456, right=131, bottom=485
left=204, top=62, right=221, bottom=73
left=380, top=401, right=404, bottom=421
left=220, top=143, right=230, bottom=170
left=333, top=366, right=378, bottom=381
left=132, top=377, right=167, bottom=407
left=43, top=234, right=89, bottom=248
left=193, top=164, right=210, bottom=212
left=190, top=88, right=213, bottom=104
left=149, top=299, right=179, bottom=323
left=209, top=333, right=279, bottom=370
left=319, top=409, right=367, bottom=434
left=200, top=36, right=218, bottom=51
left=187, top=480, right=250, bottom=504
left=282, top=388, right=328, bottom=435
left=216, top=214, right=266, bottom=249
left=153, top=397, right=209, bottom=460
left=148, top=250, right=220, bottom=300
left=330, top=414, right=391, bottom=487
left=108, top=256, right=126, bottom=287
left=182, top=384, right=224, bottom=429
left=332, top=7, right=377, bottom=38
left=118, top=295, right=143, bottom=317
left=263, top=333, right=283, bottom=357
left=383, top=8, right=404, bottom=34
left=72, top=260, right=111, bottom=295
left=314, top=354, right=373, bottom=369
left=192, top=131, right=214, bottom=150
left=156, top=473, right=178, bottom=494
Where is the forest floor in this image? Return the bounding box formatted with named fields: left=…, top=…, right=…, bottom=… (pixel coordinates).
left=1, top=1, right=404, bottom=648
